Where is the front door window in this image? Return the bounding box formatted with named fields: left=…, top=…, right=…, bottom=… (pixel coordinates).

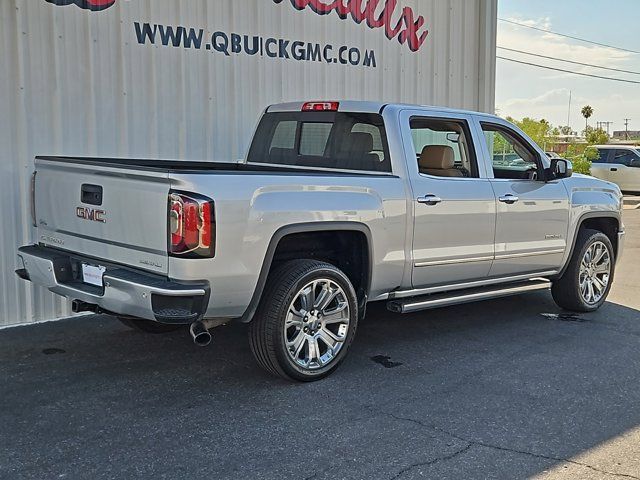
left=482, top=124, right=542, bottom=180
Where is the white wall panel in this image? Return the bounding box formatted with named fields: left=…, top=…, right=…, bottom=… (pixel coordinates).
left=0, top=0, right=497, bottom=326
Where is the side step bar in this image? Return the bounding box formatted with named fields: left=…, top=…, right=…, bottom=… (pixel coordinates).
left=387, top=279, right=551, bottom=314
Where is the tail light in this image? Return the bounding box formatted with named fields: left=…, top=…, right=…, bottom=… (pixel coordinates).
left=168, top=192, right=215, bottom=258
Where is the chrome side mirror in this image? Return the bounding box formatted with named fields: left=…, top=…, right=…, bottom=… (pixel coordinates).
left=550, top=158, right=573, bottom=179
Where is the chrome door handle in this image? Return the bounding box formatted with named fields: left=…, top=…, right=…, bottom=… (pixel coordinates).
left=417, top=195, right=443, bottom=206
left=499, top=194, right=519, bottom=205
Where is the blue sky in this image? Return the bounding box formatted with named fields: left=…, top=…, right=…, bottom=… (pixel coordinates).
left=497, top=0, right=639, bottom=134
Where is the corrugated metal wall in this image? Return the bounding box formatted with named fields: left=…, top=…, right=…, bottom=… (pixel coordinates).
left=0, top=0, right=497, bottom=327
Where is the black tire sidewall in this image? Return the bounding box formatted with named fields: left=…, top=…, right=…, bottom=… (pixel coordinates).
left=569, top=231, right=615, bottom=311
left=272, top=264, right=359, bottom=381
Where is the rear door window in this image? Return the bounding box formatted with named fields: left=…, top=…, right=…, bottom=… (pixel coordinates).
left=612, top=150, right=637, bottom=166
left=594, top=149, right=611, bottom=164
left=248, top=111, right=391, bottom=173
left=410, top=117, right=479, bottom=178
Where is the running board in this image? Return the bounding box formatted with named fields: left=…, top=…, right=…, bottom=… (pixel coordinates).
left=387, top=279, right=551, bottom=314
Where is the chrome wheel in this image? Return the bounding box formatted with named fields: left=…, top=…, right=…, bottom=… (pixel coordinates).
left=579, top=241, right=611, bottom=305
left=285, top=279, right=351, bottom=370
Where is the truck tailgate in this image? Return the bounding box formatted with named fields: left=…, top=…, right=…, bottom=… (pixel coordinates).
left=34, top=158, right=171, bottom=275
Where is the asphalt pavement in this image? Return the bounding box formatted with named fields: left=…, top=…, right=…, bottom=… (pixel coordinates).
left=2, top=211, right=640, bottom=480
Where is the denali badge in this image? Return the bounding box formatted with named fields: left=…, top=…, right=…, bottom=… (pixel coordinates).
left=40, top=235, right=64, bottom=246
left=77, top=207, right=106, bottom=223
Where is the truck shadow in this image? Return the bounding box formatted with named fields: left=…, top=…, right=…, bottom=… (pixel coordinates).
left=2, top=291, right=640, bottom=479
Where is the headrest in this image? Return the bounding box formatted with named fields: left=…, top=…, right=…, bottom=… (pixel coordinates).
left=348, top=133, right=374, bottom=154
left=419, top=145, right=455, bottom=170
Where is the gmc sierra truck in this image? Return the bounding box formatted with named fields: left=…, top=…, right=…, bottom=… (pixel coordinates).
left=17, top=101, right=625, bottom=381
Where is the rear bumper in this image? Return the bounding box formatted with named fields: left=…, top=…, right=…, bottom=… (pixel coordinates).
left=16, top=245, right=210, bottom=324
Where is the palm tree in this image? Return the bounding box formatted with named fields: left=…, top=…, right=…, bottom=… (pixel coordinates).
left=581, top=105, right=594, bottom=132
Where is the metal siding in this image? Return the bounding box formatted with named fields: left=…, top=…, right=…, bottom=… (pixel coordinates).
left=0, top=0, right=497, bottom=326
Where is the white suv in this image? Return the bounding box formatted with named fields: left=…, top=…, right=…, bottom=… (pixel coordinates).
left=591, top=145, right=640, bottom=193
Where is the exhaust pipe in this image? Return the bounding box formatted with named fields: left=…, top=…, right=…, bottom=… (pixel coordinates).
left=190, top=321, right=212, bottom=347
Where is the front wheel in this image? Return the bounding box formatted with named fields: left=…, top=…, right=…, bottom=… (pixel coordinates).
left=249, top=260, right=359, bottom=382
left=552, top=229, right=615, bottom=312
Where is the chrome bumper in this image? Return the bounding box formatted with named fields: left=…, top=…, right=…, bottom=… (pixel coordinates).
left=16, top=245, right=210, bottom=324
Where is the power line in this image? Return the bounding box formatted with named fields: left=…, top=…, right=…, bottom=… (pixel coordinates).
left=498, top=46, right=640, bottom=76
left=498, top=18, right=640, bottom=55
left=497, top=56, right=640, bottom=84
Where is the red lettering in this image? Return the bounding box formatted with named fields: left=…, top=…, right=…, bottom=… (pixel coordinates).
left=276, top=0, right=429, bottom=52
left=398, top=7, right=429, bottom=52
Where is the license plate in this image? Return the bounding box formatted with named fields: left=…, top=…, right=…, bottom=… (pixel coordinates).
left=81, top=263, right=106, bottom=287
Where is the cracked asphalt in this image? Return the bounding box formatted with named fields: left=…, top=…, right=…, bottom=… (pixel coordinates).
left=2, top=210, right=640, bottom=480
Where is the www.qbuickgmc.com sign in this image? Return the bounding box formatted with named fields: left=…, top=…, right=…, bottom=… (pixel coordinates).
left=45, top=0, right=430, bottom=67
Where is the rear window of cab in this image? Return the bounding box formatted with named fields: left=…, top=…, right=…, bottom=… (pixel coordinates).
left=247, top=112, right=391, bottom=173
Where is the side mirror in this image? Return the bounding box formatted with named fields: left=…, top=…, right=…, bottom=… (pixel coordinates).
left=630, top=158, right=640, bottom=168
left=550, top=158, right=573, bottom=179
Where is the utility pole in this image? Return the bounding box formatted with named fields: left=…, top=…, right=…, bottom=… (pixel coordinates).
left=567, top=91, right=572, bottom=129
left=625, top=119, right=631, bottom=140
left=601, top=121, right=613, bottom=136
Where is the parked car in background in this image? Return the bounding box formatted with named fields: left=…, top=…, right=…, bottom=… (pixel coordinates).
left=591, top=145, right=640, bottom=193
left=16, top=102, right=625, bottom=381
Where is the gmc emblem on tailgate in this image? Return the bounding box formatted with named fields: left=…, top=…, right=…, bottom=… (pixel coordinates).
left=76, top=207, right=106, bottom=223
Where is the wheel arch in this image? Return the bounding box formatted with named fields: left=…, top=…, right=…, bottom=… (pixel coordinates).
left=240, top=222, right=373, bottom=323
left=555, top=212, right=621, bottom=278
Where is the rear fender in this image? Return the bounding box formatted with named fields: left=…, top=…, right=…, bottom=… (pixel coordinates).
left=240, top=222, right=373, bottom=323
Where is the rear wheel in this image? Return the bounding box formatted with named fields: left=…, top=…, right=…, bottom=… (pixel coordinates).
left=118, top=317, right=183, bottom=334
left=249, top=260, right=358, bottom=382
left=552, top=229, right=614, bottom=312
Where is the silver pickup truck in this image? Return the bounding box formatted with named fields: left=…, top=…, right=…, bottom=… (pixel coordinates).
left=17, top=101, right=625, bottom=381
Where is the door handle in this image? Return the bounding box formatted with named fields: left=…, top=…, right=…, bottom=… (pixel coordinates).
left=417, top=194, right=443, bottom=206
left=499, top=194, right=519, bottom=205
left=610, top=168, right=618, bottom=172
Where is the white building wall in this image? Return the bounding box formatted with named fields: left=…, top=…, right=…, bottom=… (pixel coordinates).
left=0, top=0, right=497, bottom=326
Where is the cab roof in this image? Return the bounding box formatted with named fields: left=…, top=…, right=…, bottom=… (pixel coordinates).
left=267, top=101, right=499, bottom=120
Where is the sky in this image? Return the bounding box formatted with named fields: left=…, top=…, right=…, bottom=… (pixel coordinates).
left=496, top=0, right=639, bottom=135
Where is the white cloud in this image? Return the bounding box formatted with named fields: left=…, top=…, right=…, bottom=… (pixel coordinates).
left=496, top=16, right=639, bottom=132
left=498, top=16, right=632, bottom=74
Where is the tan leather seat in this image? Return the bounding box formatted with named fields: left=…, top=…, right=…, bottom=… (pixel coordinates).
left=419, top=145, right=463, bottom=177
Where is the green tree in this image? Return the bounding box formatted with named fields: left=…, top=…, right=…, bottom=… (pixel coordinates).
left=562, top=144, right=594, bottom=175
left=581, top=105, right=594, bottom=132
left=507, top=116, right=553, bottom=149
left=560, top=127, right=607, bottom=176
left=559, top=125, right=574, bottom=136
left=585, top=127, right=609, bottom=146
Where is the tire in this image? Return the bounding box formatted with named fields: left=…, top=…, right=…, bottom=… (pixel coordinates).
left=118, top=317, right=183, bottom=334
left=249, top=260, right=359, bottom=382
left=552, top=229, right=615, bottom=312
